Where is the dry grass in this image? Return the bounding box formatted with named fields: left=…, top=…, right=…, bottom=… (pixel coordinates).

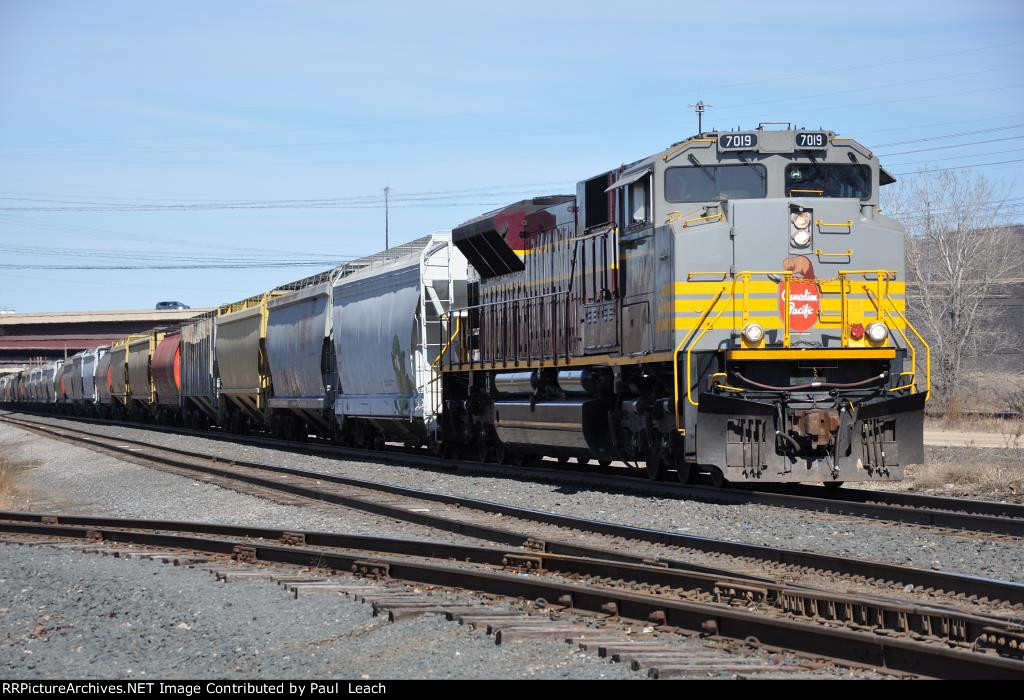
left=906, top=445, right=1024, bottom=500
left=0, top=457, right=18, bottom=509
left=910, top=460, right=1024, bottom=493
left=926, top=415, right=1024, bottom=436
left=0, top=455, right=35, bottom=509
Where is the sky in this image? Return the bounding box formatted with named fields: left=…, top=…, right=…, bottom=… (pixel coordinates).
left=1, top=0, right=1022, bottom=312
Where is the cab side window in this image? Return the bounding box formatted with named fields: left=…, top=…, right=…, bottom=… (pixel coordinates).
left=618, top=174, right=651, bottom=229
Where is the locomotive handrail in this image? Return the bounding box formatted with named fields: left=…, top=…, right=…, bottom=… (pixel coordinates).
left=433, top=315, right=462, bottom=369
left=673, top=286, right=726, bottom=432
left=661, top=137, right=716, bottom=163
left=457, top=289, right=567, bottom=310
left=815, top=218, right=854, bottom=230
left=686, top=271, right=729, bottom=281
left=820, top=269, right=899, bottom=345
left=889, top=371, right=918, bottom=394
left=685, top=301, right=731, bottom=409
left=682, top=212, right=725, bottom=228
left=814, top=248, right=853, bottom=261
left=446, top=290, right=576, bottom=369
left=863, top=287, right=931, bottom=401
left=676, top=269, right=806, bottom=425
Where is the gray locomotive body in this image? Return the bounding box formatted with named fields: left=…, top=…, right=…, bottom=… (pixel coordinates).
left=439, top=127, right=929, bottom=484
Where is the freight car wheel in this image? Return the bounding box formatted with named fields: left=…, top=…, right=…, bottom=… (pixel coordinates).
left=428, top=434, right=444, bottom=456
left=824, top=481, right=845, bottom=489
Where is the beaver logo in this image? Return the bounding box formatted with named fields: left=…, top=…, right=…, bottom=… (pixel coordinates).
left=780, top=255, right=820, bottom=332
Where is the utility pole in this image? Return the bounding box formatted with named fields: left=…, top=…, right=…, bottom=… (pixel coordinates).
left=383, top=186, right=390, bottom=250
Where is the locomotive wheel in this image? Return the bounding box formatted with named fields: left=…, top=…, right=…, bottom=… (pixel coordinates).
left=491, top=441, right=507, bottom=464
left=707, top=467, right=727, bottom=488
left=673, top=463, right=694, bottom=484
left=504, top=450, right=524, bottom=466
left=645, top=456, right=666, bottom=481
left=474, top=439, right=489, bottom=463
left=597, top=459, right=612, bottom=468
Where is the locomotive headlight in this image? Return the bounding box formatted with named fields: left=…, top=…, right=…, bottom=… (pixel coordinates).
left=742, top=323, right=765, bottom=344
left=790, top=211, right=812, bottom=248
left=791, top=228, right=812, bottom=247
left=866, top=322, right=889, bottom=343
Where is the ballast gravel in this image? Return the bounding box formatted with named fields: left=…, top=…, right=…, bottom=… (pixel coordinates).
left=3, top=412, right=1022, bottom=584
left=0, top=419, right=491, bottom=547
left=0, top=544, right=644, bottom=680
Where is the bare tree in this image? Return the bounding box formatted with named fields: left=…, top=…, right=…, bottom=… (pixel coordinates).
left=883, top=169, right=1022, bottom=410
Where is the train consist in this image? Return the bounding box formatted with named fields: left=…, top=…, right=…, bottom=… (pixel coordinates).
left=0, top=126, right=930, bottom=485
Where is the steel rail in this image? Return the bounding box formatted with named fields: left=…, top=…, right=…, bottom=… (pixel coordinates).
left=5, top=410, right=1023, bottom=533
left=761, top=482, right=1024, bottom=520
left=2, top=510, right=1018, bottom=651
left=4, top=413, right=1024, bottom=608
left=0, top=516, right=1020, bottom=679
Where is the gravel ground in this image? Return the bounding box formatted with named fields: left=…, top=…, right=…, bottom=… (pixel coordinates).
left=3, top=412, right=1023, bottom=584
left=0, top=543, right=644, bottom=679
left=0, top=419, right=491, bottom=547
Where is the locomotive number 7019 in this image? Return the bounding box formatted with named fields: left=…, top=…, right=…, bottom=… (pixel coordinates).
left=796, top=132, right=828, bottom=149
left=718, top=133, right=758, bottom=150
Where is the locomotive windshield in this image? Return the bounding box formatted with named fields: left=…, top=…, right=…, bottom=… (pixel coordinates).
left=785, top=163, right=871, bottom=199
left=664, top=164, right=766, bottom=203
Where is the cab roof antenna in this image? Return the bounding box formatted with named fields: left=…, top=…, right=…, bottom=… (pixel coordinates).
left=689, top=101, right=711, bottom=134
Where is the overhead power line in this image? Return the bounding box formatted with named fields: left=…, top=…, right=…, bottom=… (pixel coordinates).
left=878, top=135, right=1024, bottom=157
left=893, top=158, right=1024, bottom=176
left=873, top=123, right=1024, bottom=148
left=882, top=147, right=1024, bottom=167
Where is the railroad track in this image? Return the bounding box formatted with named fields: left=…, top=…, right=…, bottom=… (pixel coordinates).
left=4, top=412, right=1024, bottom=613
left=5, top=410, right=1024, bottom=537
left=0, top=512, right=1021, bottom=679
left=1, top=527, right=847, bottom=680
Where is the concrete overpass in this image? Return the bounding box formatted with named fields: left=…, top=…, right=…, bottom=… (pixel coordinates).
left=0, top=308, right=211, bottom=373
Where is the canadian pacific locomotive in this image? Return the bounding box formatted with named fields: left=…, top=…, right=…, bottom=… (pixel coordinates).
left=0, top=125, right=930, bottom=485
